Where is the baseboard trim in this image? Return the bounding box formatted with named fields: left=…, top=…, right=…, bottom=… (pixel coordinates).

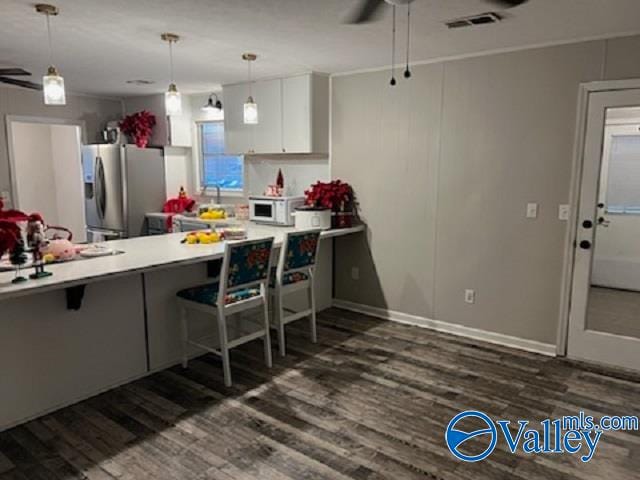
left=332, top=299, right=557, bottom=357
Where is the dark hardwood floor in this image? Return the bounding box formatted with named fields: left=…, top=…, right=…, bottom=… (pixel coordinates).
left=1, top=308, right=639, bottom=480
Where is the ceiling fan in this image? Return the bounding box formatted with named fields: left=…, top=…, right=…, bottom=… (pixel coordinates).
left=345, top=0, right=530, bottom=86
left=345, top=0, right=529, bottom=24
left=0, top=68, right=42, bottom=91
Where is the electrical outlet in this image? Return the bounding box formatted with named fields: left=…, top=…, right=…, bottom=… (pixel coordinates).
left=526, top=203, right=538, bottom=219
left=351, top=267, right=360, bottom=281
left=464, top=289, right=475, bottom=304
left=558, top=204, right=570, bottom=221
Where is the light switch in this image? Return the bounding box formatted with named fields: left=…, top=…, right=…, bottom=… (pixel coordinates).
left=351, top=267, right=360, bottom=281
left=464, top=289, right=475, bottom=304
left=0, top=191, right=10, bottom=207
left=526, top=203, right=538, bottom=219
left=558, top=204, right=570, bottom=221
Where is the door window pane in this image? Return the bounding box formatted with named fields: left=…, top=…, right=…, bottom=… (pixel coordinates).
left=606, top=135, right=640, bottom=214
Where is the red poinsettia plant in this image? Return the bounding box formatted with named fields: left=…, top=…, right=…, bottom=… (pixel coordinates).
left=0, top=198, right=30, bottom=257
left=119, top=110, right=156, bottom=148
left=304, top=180, right=355, bottom=212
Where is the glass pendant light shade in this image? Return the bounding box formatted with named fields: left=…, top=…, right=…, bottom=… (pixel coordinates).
left=242, top=53, right=258, bottom=125
left=165, top=83, right=182, bottom=116
left=244, top=96, right=258, bottom=124
left=43, top=65, right=66, bottom=105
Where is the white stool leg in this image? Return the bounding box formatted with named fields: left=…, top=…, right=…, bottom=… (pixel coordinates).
left=262, top=295, right=273, bottom=368
left=216, top=306, right=232, bottom=387
left=180, top=305, right=189, bottom=368
left=276, top=289, right=286, bottom=357
left=308, top=278, right=318, bottom=344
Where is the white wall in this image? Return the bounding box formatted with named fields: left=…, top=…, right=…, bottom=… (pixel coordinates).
left=245, top=156, right=329, bottom=197
left=332, top=35, right=640, bottom=346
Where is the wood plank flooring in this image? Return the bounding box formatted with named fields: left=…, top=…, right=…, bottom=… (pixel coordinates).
left=1, top=307, right=639, bottom=480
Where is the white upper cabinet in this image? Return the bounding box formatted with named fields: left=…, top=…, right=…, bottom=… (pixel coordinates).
left=123, top=94, right=192, bottom=148
left=223, top=73, right=328, bottom=155
left=252, top=78, right=283, bottom=154
left=223, top=79, right=282, bottom=154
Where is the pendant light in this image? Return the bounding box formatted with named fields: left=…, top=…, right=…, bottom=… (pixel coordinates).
left=37, top=4, right=66, bottom=105
left=242, top=53, right=258, bottom=125
left=161, top=33, right=182, bottom=116
left=202, top=93, right=223, bottom=112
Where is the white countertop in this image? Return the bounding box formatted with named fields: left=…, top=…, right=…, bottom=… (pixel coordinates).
left=0, top=223, right=364, bottom=301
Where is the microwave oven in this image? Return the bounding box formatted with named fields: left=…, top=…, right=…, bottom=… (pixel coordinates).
left=249, top=195, right=305, bottom=226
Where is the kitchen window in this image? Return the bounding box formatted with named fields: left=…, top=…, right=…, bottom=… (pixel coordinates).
left=198, top=121, right=243, bottom=192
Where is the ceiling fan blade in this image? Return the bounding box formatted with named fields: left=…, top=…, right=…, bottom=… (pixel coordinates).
left=0, top=68, right=32, bottom=76
left=344, top=0, right=386, bottom=24
left=0, top=77, right=43, bottom=91
left=484, top=0, right=529, bottom=8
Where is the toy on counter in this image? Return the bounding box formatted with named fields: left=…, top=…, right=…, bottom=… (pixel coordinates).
left=42, top=225, right=76, bottom=262
left=27, top=214, right=52, bottom=279
left=9, top=238, right=28, bottom=283
left=163, top=186, right=196, bottom=232
left=181, top=230, right=222, bottom=245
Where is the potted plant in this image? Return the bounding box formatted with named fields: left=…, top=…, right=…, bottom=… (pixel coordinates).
left=303, top=180, right=356, bottom=229
left=119, top=110, right=156, bottom=148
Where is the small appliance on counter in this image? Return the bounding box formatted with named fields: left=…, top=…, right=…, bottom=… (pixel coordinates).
left=293, top=206, right=332, bottom=230
left=249, top=195, right=304, bottom=226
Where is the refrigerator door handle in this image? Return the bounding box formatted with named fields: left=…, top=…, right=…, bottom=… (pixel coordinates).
left=95, top=156, right=106, bottom=220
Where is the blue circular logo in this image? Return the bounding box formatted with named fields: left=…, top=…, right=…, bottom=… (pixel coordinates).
left=445, top=410, right=497, bottom=462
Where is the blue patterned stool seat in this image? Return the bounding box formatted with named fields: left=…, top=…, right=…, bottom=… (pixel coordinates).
left=269, top=267, right=309, bottom=288
left=177, top=282, right=260, bottom=306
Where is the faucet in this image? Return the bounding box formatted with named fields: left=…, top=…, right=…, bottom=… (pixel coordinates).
left=214, top=185, right=221, bottom=204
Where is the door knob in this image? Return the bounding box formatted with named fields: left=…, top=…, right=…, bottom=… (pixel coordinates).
left=582, top=220, right=593, bottom=229
left=579, top=240, right=592, bottom=250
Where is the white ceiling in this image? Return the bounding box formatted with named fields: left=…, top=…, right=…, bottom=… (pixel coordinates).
left=2, top=0, right=640, bottom=98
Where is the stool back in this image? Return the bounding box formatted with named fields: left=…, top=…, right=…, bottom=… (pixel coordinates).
left=220, top=237, right=274, bottom=299
left=276, top=229, right=321, bottom=280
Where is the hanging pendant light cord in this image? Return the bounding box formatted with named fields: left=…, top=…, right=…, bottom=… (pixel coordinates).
left=404, top=4, right=411, bottom=78
left=248, top=59, right=253, bottom=97
left=168, top=40, right=175, bottom=84
left=390, top=5, right=396, bottom=86
left=45, top=12, right=54, bottom=66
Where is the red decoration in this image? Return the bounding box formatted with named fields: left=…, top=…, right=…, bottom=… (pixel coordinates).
left=119, top=110, right=156, bottom=148
left=162, top=187, right=196, bottom=232
left=0, top=198, right=40, bottom=258
left=304, top=180, right=354, bottom=212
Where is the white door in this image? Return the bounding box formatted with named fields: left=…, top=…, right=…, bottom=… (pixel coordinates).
left=568, top=89, right=640, bottom=371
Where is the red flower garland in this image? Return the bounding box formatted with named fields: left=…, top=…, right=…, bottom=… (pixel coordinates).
left=119, top=110, right=156, bottom=148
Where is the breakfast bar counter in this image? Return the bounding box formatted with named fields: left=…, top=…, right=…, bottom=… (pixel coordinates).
left=0, top=224, right=364, bottom=431
left=0, top=224, right=364, bottom=301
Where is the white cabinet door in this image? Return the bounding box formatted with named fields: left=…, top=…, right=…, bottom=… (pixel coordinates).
left=252, top=78, right=283, bottom=154
left=222, top=83, right=250, bottom=154
left=282, top=74, right=312, bottom=153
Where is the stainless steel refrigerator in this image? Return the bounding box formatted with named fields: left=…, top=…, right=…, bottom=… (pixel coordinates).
left=82, top=144, right=166, bottom=241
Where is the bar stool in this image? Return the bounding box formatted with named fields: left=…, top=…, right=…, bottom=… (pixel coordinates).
left=176, top=237, right=274, bottom=387
left=270, top=229, right=322, bottom=357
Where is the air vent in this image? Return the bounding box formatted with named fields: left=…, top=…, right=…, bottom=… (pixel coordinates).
left=446, top=12, right=502, bottom=29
